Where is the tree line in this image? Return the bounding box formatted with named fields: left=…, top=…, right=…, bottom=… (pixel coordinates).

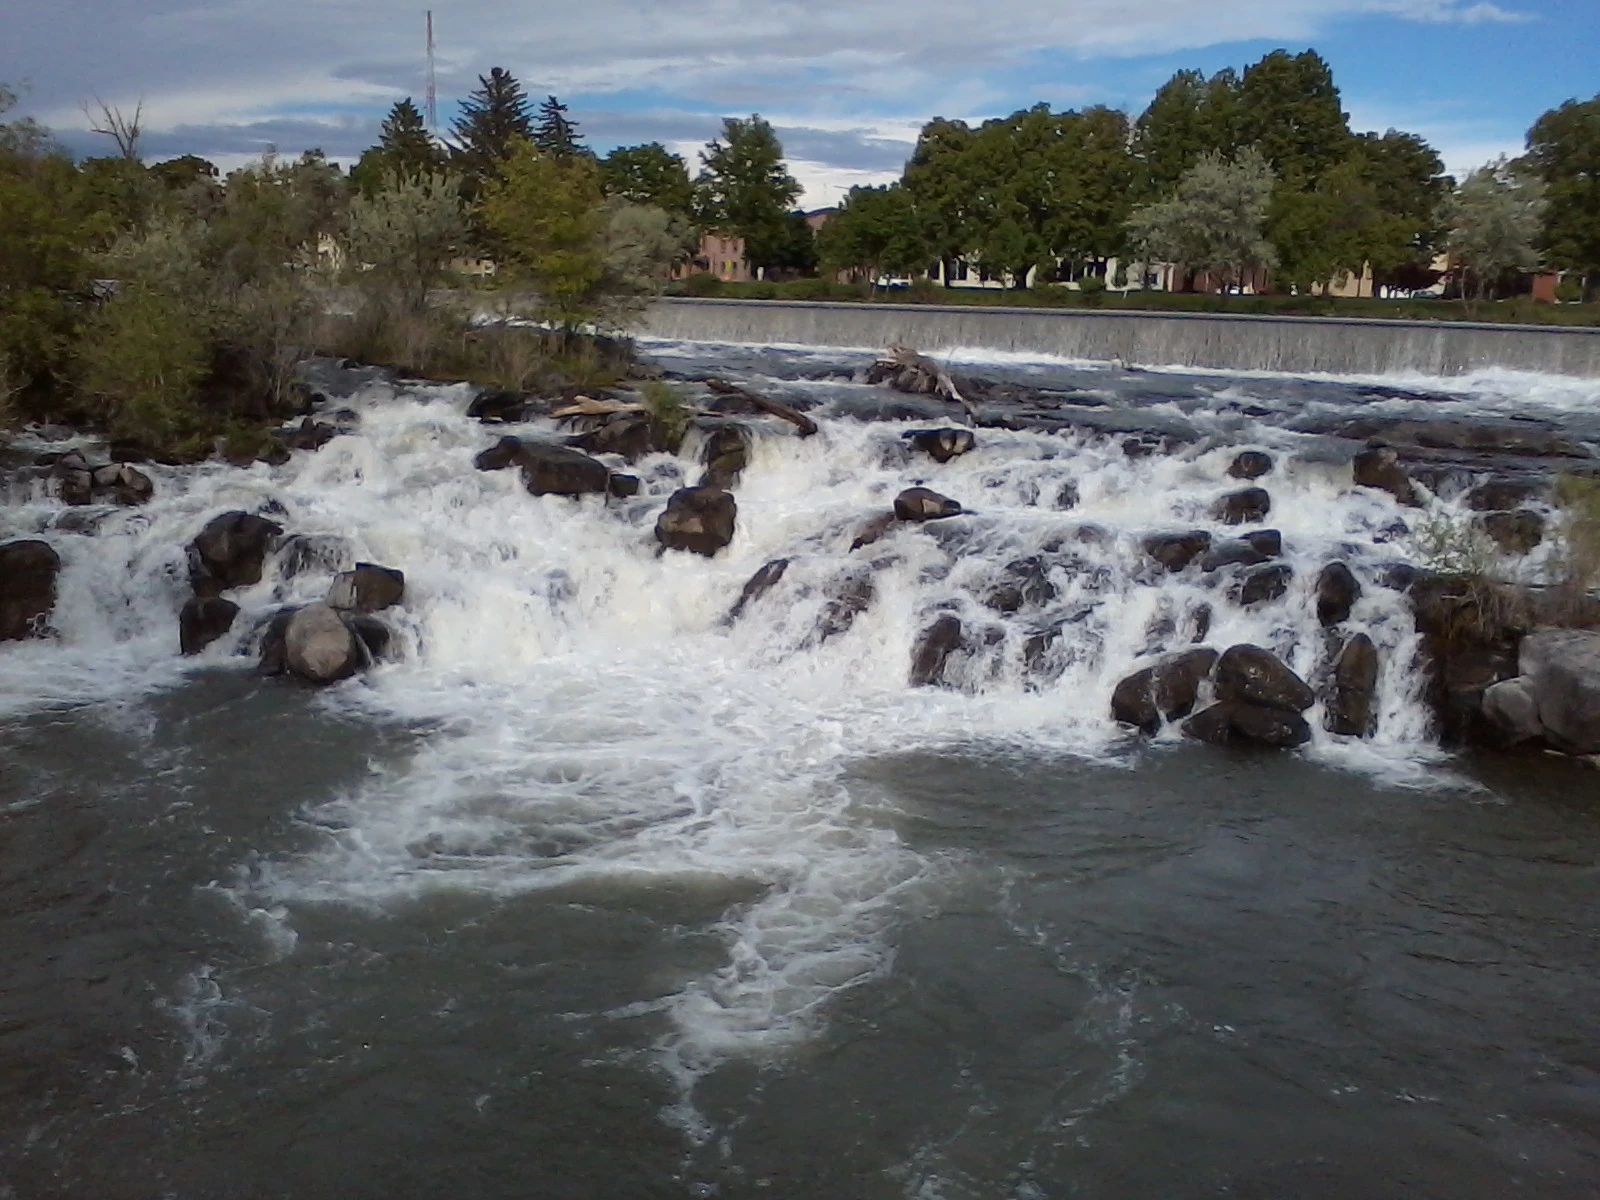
left=817, top=52, right=1600, bottom=302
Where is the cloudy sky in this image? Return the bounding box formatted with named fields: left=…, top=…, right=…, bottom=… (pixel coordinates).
left=5, top=0, right=1595, bottom=205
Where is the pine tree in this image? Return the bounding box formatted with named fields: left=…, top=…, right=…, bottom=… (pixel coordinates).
left=351, top=98, right=442, bottom=194
left=534, top=95, right=584, bottom=158
left=450, top=68, right=534, bottom=185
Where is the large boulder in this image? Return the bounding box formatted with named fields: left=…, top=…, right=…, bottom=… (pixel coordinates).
left=1324, top=633, right=1380, bottom=737
left=1144, top=531, right=1212, bottom=572
left=1182, top=701, right=1312, bottom=749
left=0, top=539, right=61, bottom=641
left=90, top=462, right=154, bottom=506
left=697, top=424, right=751, bottom=490
left=894, top=487, right=963, bottom=522
left=1466, top=478, right=1542, bottom=512
left=328, top=563, right=405, bottom=613
left=904, top=428, right=975, bottom=463
left=1111, top=647, right=1219, bottom=734
left=1227, top=451, right=1274, bottom=480
left=1519, top=630, right=1600, bottom=753
left=1234, top=563, right=1292, bottom=607
left=909, top=614, right=964, bottom=687
left=517, top=442, right=611, bottom=497
left=473, top=436, right=525, bottom=472
left=189, top=511, right=283, bottom=597
left=1480, top=676, right=1544, bottom=747
left=1479, top=510, right=1545, bottom=555
left=1316, top=562, right=1362, bottom=627
left=1213, top=487, right=1271, bottom=526
left=1214, top=644, right=1315, bottom=713
left=179, top=597, right=239, bottom=656
left=1352, top=446, right=1422, bottom=507
left=656, top=487, right=737, bottom=557
left=283, top=603, right=364, bottom=685
left=727, top=558, right=790, bottom=622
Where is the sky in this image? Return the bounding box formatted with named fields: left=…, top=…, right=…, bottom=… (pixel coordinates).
left=4, top=0, right=1596, bottom=206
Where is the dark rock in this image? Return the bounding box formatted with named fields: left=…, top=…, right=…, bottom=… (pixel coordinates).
left=983, top=557, right=1056, bottom=614
left=1215, top=644, right=1315, bottom=713
left=179, top=596, right=239, bottom=656
left=1335, top=417, right=1588, bottom=460
left=1185, top=602, right=1213, bottom=644
left=256, top=608, right=298, bottom=676
left=344, top=614, right=393, bottom=663
left=728, top=558, right=790, bottom=622
left=474, top=436, right=525, bottom=472
left=0, top=539, right=61, bottom=641
left=1352, top=446, right=1422, bottom=507
left=1201, top=531, right=1280, bottom=572
left=1112, top=647, right=1219, bottom=734
left=328, top=563, right=405, bottom=613
left=277, top=534, right=354, bottom=580
left=283, top=602, right=363, bottom=684
left=1228, top=451, right=1274, bottom=480
left=816, top=572, right=875, bottom=642
left=1183, top=700, right=1312, bottom=749
left=91, top=462, right=154, bottom=505
left=189, top=511, right=283, bottom=597
left=894, top=487, right=963, bottom=522
left=1325, top=633, right=1380, bottom=737
left=1480, top=677, right=1544, bottom=746
left=1051, top=480, right=1080, bottom=511
left=277, top=417, right=338, bottom=451
left=467, top=389, right=534, bottom=423
left=607, top=473, right=641, bottom=499
left=1214, top=487, right=1271, bottom=526
left=656, top=487, right=737, bottom=557
left=850, top=512, right=899, bottom=551
left=1519, top=630, right=1600, bottom=754
left=1467, top=478, right=1544, bottom=512
left=518, top=442, right=612, bottom=497
left=571, top=415, right=663, bottom=461
left=1316, top=562, right=1362, bottom=627
left=697, top=424, right=751, bottom=490
left=904, top=428, right=975, bottom=463
left=1234, top=563, right=1292, bottom=607
left=909, top=614, right=964, bottom=688
left=1480, top=509, right=1545, bottom=555
left=1144, top=531, right=1212, bottom=572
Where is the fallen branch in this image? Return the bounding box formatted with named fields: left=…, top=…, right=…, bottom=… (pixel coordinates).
left=704, top=378, right=819, bottom=438
left=550, top=396, right=646, bottom=419
left=875, top=346, right=980, bottom=425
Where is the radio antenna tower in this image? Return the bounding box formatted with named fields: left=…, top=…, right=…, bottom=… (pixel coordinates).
left=425, top=11, right=438, bottom=132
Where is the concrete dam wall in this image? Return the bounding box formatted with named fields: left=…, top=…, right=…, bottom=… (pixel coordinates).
left=639, top=298, right=1600, bottom=379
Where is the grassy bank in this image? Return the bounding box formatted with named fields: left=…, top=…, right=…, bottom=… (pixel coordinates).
left=666, top=278, right=1600, bottom=328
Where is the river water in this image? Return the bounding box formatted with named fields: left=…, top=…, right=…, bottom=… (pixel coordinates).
left=2, top=343, right=1598, bottom=1198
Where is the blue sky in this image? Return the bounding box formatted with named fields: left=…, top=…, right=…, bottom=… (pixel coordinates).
left=4, top=0, right=1595, bottom=204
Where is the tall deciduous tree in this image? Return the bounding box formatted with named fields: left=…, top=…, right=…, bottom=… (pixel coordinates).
left=1525, top=94, right=1600, bottom=299
left=817, top=184, right=926, bottom=285
left=903, top=117, right=976, bottom=285
left=533, top=95, right=584, bottom=158
left=1236, top=49, right=1351, bottom=186
left=1126, top=148, right=1278, bottom=293
left=450, top=68, right=534, bottom=187
left=601, top=143, right=694, bottom=216
left=1446, top=158, right=1545, bottom=299
left=1132, top=68, right=1239, bottom=198
left=694, top=115, right=802, bottom=273
left=351, top=99, right=443, bottom=194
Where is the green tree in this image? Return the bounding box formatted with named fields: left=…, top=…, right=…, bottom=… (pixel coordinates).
left=1446, top=158, right=1545, bottom=299
left=351, top=99, right=443, bottom=193
left=694, top=115, right=802, bottom=273
left=903, top=117, right=976, bottom=285
left=345, top=172, right=467, bottom=311
left=1525, top=94, right=1600, bottom=299
left=1126, top=147, right=1278, bottom=293
left=601, top=143, right=694, bottom=216
left=76, top=284, right=208, bottom=445
left=818, top=184, right=926, bottom=285
left=450, top=68, right=534, bottom=187
left=1132, top=68, right=1240, bottom=198
left=599, top=198, right=691, bottom=310
left=1236, top=49, right=1351, bottom=185
left=533, top=95, right=584, bottom=158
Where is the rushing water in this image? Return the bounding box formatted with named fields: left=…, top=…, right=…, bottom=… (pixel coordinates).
left=2, top=343, right=1598, bottom=1198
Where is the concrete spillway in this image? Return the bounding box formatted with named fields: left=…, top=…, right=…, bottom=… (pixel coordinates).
left=640, top=298, right=1600, bottom=378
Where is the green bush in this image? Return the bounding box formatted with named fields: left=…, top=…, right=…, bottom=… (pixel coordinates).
left=1554, top=474, right=1600, bottom=589
left=76, top=286, right=208, bottom=448
left=1555, top=275, right=1584, bottom=303
left=682, top=272, right=725, bottom=297
left=641, top=379, right=690, bottom=449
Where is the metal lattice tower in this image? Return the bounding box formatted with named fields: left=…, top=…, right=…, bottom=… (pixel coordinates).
left=425, top=11, right=438, bottom=132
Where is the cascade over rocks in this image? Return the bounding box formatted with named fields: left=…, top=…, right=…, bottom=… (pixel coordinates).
left=0, top=539, right=61, bottom=641
left=850, top=512, right=899, bottom=551
left=179, top=597, right=239, bottom=656
left=814, top=571, right=876, bottom=642
left=1352, top=446, right=1422, bottom=507
left=1214, top=487, right=1271, bottom=525
left=904, top=428, right=976, bottom=463
left=1316, top=562, right=1362, bottom=626
left=909, top=614, right=964, bottom=687
left=656, top=487, right=737, bottom=557
left=1144, top=531, right=1212, bottom=572
left=1111, top=647, right=1219, bottom=734
left=1228, top=451, right=1273, bottom=480
left=328, top=563, right=405, bottom=613
left=727, top=558, right=790, bottom=622
left=1214, top=644, right=1315, bottom=713
left=189, top=511, right=283, bottom=597
left=982, top=557, right=1056, bottom=614
left=277, top=534, right=354, bottom=580
left=697, top=424, right=751, bottom=490
left=894, top=488, right=963, bottom=522
left=1324, top=633, right=1380, bottom=737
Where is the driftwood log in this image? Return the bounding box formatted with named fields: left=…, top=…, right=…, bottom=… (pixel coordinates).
left=703, top=378, right=819, bottom=437
left=871, top=346, right=980, bottom=424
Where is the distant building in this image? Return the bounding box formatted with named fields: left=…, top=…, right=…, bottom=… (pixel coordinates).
left=803, top=208, right=838, bottom=232
left=676, top=232, right=752, bottom=282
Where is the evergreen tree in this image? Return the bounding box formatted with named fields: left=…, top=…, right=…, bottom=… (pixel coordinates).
left=351, top=99, right=443, bottom=194
left=1525, top=94, right=1600, bottom=299
left=694, top=115, right=802, bottom=272
left=450, top=68, right=534, bottom=185
left=601, top=143, right=693, bottom=215
left=534, top=95, right=584, bottom=158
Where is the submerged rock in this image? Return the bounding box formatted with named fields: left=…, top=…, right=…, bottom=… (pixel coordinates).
left=328, top=563, right=405, bottom=613
left=1214, top=644, right=1315, bottom=713
left=1233, top=563, right=1292, bottom=607
left=179, top=596, right=239, bottom=656
left=1227, top=451, right=1274, bottom=480
left=904, top=428, right=976, bottom=463
left=1144, top=531, right=1212, bottom=572
left=0, top=539, right=61, bottom=641
left=1202, top=531, right=1281, bottom=572
left=982, top=557, right=1056, bottom=614
left=1324, top=633, right=1380, bottom=737
left=1479, top=509, right=1545, bottom=555
left=189, top=511, right=283, bottom=597
left=1214, top=487, right=1271, bottom=526
left=1183, top=700, right=1311, bottom=749
left=815, top=571, right=876, bottom=642
left=894, top=487, right=963, bottom=522
left=909, top=613, right=964, bottom=688
left=1352, top=446, right=1422, bottom=507
left=727, top=558, right=790, bottom=622
left=656, top=486, right=737, bottom=557
left=850, top=512, right=899, bottom=551
left=1111, top=647, right=1219, bottom=734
